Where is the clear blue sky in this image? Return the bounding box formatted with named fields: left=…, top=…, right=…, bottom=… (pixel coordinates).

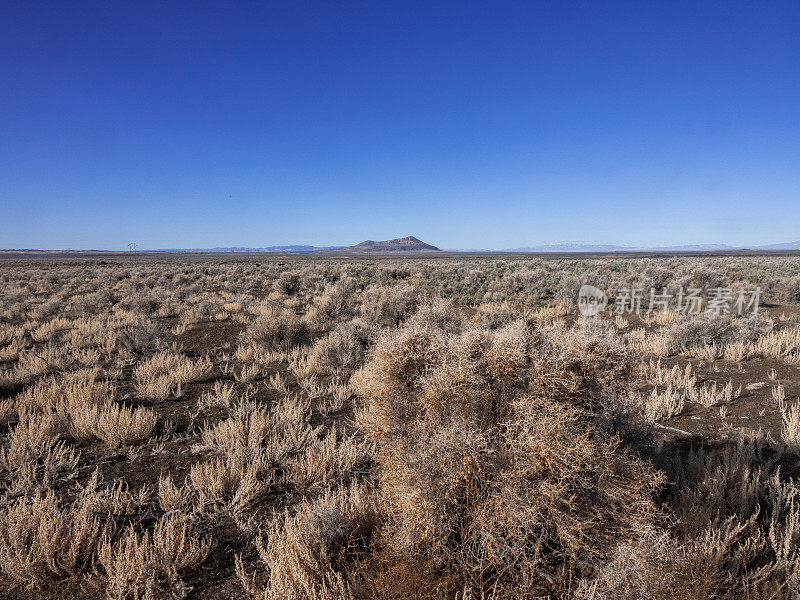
left=2, top=1, right=799, bottom=250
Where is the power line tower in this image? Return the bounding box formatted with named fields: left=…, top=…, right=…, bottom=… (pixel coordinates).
left=128, top=242, right=137, bottom=265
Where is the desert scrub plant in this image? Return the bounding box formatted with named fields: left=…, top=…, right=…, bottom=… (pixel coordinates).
left=188, top=451, right=271, bottom=514
left=133, top=351, right=212, bottom=399
left=0, top=481, right=117, bottom=588
left=688, top=379, right=734, bottom=407
left=68, top=403, right=157, bottom=448
left=285, top=427, right=374, bottom=490
left=0, top=412, right=79, bottom=492
left=779, top=397, right=800, bottom=453
left=305, top=320, right=372, bottom=376
left=198, top=380, right=237, bottom=410
left=652, top=442, right=800, bottom=599
left=15, top=368, right=112, bottom=419
left=359, top=284, right=421, bottom=327
left=664, top=313, right=771, bottom=354
left=256, top=483, right=380, bottom=600
left=243, top=306, right=309, bottom=350
left=623, top=386, right=685, bottom=423
left=198, top=395, right=318, bottom=463
left=98, top=513, right=211, bottom=600
left=641, top=359, right=696, bottom=391
left=354, top=311, right=659, bottom=596
left=472, top=301, right=519, bottom=329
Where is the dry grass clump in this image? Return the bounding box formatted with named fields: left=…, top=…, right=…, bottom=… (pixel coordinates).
left=637, top=442, right=800, bottom=599
left=0, top=491, right=104, bottom=588
left=0, top=472, right=125, bottom=588
left=257, top=483, right=380, bottom=600
left=305, top=320, right=371, bottom=376
left=198, top=393, right=373, bottom=495
left=359, top=284, right=421, bottom=327
left=133, top=351, right=212, bottom=399
left=472, top=301, right=519, bottom=329
left=188, top=451, right=270, bottom=514
left=778, top=391, right=800, bottom=452
left=0, top=412, right=78, bottom=492
left=198, top=380, right=237, bottom=410
left=285, top=427, right=374, bottom=490
left=641, top=359, right=696, bottom=390
left=688, top=378, right=735, bottom=406
left=623, top=386, right=685, bottom=422
left=199, top=397, right=317, bottom=461
left=353, top=312, right=659, bottom=596
left=244, top=306, right=309, bottom=350
left=69, top=403, right=157, bottom=448
left=665, top=313, right=771, bottom=354
left=98, top=514, right=211, bottom=600
left=306, top=277, right=359, bottom=326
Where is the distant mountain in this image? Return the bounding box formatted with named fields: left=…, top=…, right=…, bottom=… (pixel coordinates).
left=331, top=236, right=441, bottom=253
left=753, top=241, right=800, bottom=250
left=153, top=245, right=341, bottom=252
left=505, top=242, right=631, bottom=252
left=639, top=244, right=735, bottom=252
left=503, top=242, right=740, bottom=252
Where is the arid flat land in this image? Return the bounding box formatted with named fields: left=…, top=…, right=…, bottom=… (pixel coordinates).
left=2, top=253, right=800, bottom=599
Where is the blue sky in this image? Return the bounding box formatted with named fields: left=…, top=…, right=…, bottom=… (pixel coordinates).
left=2, top=1, right=799, bottom=250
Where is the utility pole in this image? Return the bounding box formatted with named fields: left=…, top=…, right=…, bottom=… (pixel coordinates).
left=128, top=242, right=136, bottom=265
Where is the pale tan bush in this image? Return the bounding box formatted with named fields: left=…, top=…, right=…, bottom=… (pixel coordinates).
left=0, top=483, right=112, bottom=587
left=305, top=321, right=371, bottom=376
left=257, top=483, right=379, bottom=600
left=189, top=452, right=270, bottom=514
left=780, top=399, right=800, bottom=453
left=688, top=379, right=734, bottom=407
left=623, top=386, right=685, bottom=423
left=199, top=396, right=318, bottom=462
left=472, top=301, right=518, bottom=329
left=98, top=514, right=211, bottom=600
left=198, top=380, right=237, bottom=410
left=0, top=412, right=78, bottom=485
left=244, top=306, right=309, bottom=350
left=285, top=427, right=374, bottom=490
left=133, top=351, right=212, bottom=399
left=69, top=403, right=157, bottom=448
left=355, top=310, right=657, bottom=596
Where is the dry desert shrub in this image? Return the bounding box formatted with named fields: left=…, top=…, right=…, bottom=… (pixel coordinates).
left=15, top=368, right=111, bottom=419
left=68, top=403, right=157, bottom=448
left=189, top=451, right=270, bottom=514
left=647, top=442, right=800, bottom=599
left=354, top=311, right=659, bottom=596
left=98, top=514, right=211, bottom=600
left=285, top=427, right=374, bottom=490
left=199, top=395, right=320, bottom=465
left=0, top=412, right=79, bottom=493
left=472, top=301, right=519, bottom=329
left=359, top=284, right=421, bottom=327
left=0, top=474, right=124, bottom=588
left=244, top=306, right=309, bottom=350
left=641, top=359, right=696, bottom=390
left=665, top=313, right=771, bottom=353
left=688, top=379, right=735, bottom=407
left=198, top=380, right=237, bottom=410
left=133, top=351, right=212, bottom=399
left=306, top=277, right=359, bottom=326
left=305, top=320, right=372, bottom=376
left=256, top=483, right=380, bottom=600
left=623, top=386, right=685, bottom=423
left=779, top=397, right=800, bottom=453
